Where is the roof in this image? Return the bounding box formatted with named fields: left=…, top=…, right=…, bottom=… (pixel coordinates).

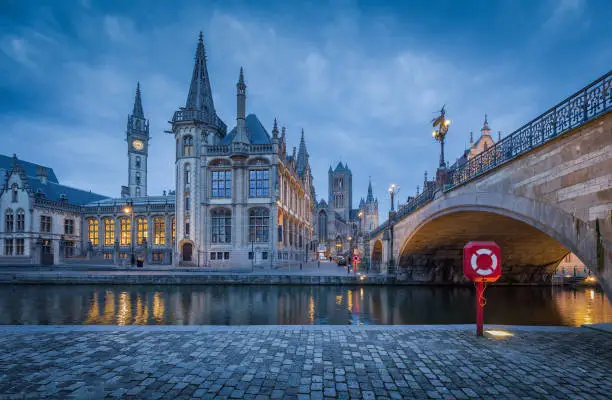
left=29, top=179, right=108, bottom=205
left=221, top=114, right=271, bottom=145
left=85, top=195, right=176, bottom=207
left=349, top=209, right=360, bottom=221
left=0, top=154, right=59, bottom=184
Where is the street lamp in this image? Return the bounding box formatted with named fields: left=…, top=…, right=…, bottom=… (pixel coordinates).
left=388, top=184, right=400, bottom=212
left=432, top=105, right=451, bottom=168
left=123, top=201, right=135, bottom=266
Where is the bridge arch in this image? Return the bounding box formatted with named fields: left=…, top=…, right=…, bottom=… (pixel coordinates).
left=395, top=192, right=600, bottom=285
left=371, top=240, right=383, bottom=272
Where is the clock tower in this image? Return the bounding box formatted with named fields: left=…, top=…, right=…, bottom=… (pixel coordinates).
left=126, top=82, right=149, bottom=197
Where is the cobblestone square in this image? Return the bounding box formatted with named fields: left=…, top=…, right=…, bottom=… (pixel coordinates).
left=0, top=325, right=610, bottom=399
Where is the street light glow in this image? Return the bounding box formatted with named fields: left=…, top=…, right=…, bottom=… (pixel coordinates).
left=123, top=207, right=131, bottom=214
left=485, top=330, right=514, bottom=337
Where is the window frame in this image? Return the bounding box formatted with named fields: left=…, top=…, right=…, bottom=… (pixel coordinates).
left=249, top=169, right=270, bottom=197
left=211, top=208, right=231, bottom=244
left=211, top=170, right=232, bottom=198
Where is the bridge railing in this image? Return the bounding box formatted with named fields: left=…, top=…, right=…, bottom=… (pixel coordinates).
left=448, top=71, right=612, bottom=190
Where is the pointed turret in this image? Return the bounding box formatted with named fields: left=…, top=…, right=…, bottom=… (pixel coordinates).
left=232, top=67, right=249, bottom=145
left=272, top=118, right=279, bottom=138
left=366, top=177, right=374, bottom=202
left=481, top=114, right=491, bottom=135
left=132, top=82, right=144, bottom=118
left=185, top=32, right=216, bottom=116
left=296, top=128, right=309, bottom=174
left=469, top=131, right=474, bottom=147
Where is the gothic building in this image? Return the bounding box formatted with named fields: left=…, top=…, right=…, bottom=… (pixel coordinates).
left=0, top=32, right=315, bottom=268
left=314, top=164, right=378, bottom=259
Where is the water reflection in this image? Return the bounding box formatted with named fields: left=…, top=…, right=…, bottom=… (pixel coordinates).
left=0, top=285, right=609, bottom=326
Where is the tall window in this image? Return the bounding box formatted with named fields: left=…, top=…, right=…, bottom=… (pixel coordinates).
left=4, top=239, right=13, bottom=255
left=136, top=187, right=141, bottom=197
left=104, top=218, right=115, bottom=246
left=15, top=238, right=24, bottom=255
left=171, top=217, right=176, bottom=243
left=88, top=219, right=99, bottom=245
left=184, top=192, right=190, bottom=210
left=153, top=217, right=165, bottom=245
left=135, top=172, right=141, bottom=186
left=249, top=208, right=269, bottom=243
left=211, top=170, right=231, bottom=198
left=135, top=156, right=141, bottom=169
left=211, top=208, right=231, bottom=243
left=137, top=217, right=148, bottom=245
left=16, top=209, right=24, bottom=232
left=120, top=218, right=131, bottom=245
left=5, top=209, right=14, bottom=232
left=40, top=215, right=52, bottom=233
left=184, top=164, right=191, bottom=185
left=249, top=170, right=269, bottom=197
left=183, top=135, right=193, bottom=156
left=11, top=184, right=18, bottom=202
left=184, top=216, right=190, bottom=237
left=64, top=218, right=74, bottom=235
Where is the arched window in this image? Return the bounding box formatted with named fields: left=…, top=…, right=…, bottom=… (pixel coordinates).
left=103, top=218, right=115, bottom=245
left=153, top=217, right=165, bottom=245
left=184, top=215, right=190, bottom=237
left=135, top=187, right=141, bottom=197
left=184, top=164, right=191, bottom=185
left=136, top=217, right=148, bottom=244
left=135, top=172, right=141, bottom=186
left=88, top=219, right=99, bottom=246
left=318, top=211, right=327, bottom=241
left=16, top=209, right=25, bottom=232
left=211, top=208, right=231, bottom=243
left=5, top=209, right=14, bottom=232
left=11, top=184, right=18, bottom=203
left=249, top=208, right=269, bottom=243
left=183, top=135, right=194, bottom=156
left=120, top=218, right=131, bottom=245
left=135, top=156, right=141, bottom=169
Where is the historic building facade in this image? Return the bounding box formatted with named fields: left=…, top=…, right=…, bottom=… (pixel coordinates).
left=0, top=32, right=315, bottom=268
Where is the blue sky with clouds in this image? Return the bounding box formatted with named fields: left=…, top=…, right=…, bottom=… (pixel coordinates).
left=1, top=0, right=610, bottom=211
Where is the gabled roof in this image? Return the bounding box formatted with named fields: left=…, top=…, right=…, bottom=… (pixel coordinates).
left=222, top=114, right=271, bottom=145
left=0, top=154, right=59, bottom=184
left=29, top=179, right=108, bottom=205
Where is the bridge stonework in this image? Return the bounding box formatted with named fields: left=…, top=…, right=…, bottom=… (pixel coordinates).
left=370, top=111, right=612, bottom=298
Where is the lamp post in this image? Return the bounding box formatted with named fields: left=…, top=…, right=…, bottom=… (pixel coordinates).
left=388, top=184, right=400, bottom=212
left=387, top=184, right=400, bottom=276
left=432, top=105, right=451, bottom=168
left=123, top=201, right=135, bottom=267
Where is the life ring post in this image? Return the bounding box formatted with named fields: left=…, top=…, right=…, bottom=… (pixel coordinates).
left=476, top=280, right=485, bottom=337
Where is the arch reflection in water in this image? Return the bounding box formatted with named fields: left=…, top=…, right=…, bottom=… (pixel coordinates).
left=0, top=285, right=609, bottom=326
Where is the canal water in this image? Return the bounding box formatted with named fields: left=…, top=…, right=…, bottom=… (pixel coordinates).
left=0, top=285, right=610, bottom=326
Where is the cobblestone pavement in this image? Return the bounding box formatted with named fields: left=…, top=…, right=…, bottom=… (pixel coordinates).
left=0, top=326, right=610, bottom=399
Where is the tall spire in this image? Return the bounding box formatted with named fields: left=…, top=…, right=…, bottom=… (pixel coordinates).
left=469, top=131, right=474, bottom=147
left=296, top=128, right=309, bottom=174
left=272, top=118, right=279, bottom=138
left=481, top=114, right=491, bottom=135
left=233, top=67, right=249, bottom=145
left=366, top=176, right=374, bottom=202
left=185, top=32, right=216, bottom=115
left=132, top=82, right=144, bottom=118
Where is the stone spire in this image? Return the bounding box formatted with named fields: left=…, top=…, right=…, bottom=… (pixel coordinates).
left=185, top=32, right=216, bottom=115
left=481, top=114, right=491, bottom=135
left=498, top=131, right=502, bottom=142
left=132, top=82, right=144, bottom=118
left=366, top=177, right=374, bottom=202
left=296, top=128, right=309, bottom=174
left=272, top=118, right=279, bottom=138
left=233, top=67, right=249, bottom=145
left=469, top=131, right=474, bottom=147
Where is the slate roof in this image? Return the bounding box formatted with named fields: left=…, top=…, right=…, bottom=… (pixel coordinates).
left=221, top=114, right=271, bottom=145
left=86, top=195, right=175, bottom=207
left=29, top=179, right=108, bottom=205
left=0, top=154, right=59, bottom=184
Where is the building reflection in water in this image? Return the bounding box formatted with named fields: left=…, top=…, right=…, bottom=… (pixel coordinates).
left=0, top=284, right=610, bottom=326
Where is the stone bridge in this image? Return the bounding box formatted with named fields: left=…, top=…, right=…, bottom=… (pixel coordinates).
left=369, top=71, right=612, bottom=299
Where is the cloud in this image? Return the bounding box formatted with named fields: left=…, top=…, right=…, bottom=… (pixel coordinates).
left=544, top=0, right=587, bottom=30
left=0, top=36, right=35, bottom=68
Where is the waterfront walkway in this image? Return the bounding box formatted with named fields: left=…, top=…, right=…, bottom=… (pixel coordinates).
left=0, top=325, right=610, bottom=399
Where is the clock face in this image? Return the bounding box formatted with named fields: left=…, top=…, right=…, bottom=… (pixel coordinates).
left=132, top=139, right=144, bottom=151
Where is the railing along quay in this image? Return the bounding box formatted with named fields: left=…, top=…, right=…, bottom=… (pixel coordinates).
left=368, top=71, right=611, bottom=240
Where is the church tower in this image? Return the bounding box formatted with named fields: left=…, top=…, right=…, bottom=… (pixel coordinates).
left=328, top=162, right=352, bottom=222
left=363, top=177, right=379, bottom=233
left=126, top=82, right=149, bottom=197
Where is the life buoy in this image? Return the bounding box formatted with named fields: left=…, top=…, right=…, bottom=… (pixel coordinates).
left=470, top=248, right=498, bottom=276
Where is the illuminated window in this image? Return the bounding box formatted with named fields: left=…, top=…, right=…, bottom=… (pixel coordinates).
left=15, top=238, right=24, bottom=255
left=183, top=135, right=193, bottom=156
left=211, top=208, right=231, bottom=243
left=120, top=218, right=131, bottom=246
left=4, top=209, right=14, bottom=232
left=184, top=164, right=191, bottom=185
left=88, top=219, right=98, bottom=246
left=249, top=170, right=269, bottom=197
left=64, top=218, right=74, bottom=235
left=249, top=208, right=269, bottom=242
left=40, top=215, right=52, bottom=233
left=211, top=170, right=231, bottom=197
left=17, top=209, right=25, bottom=232
left=103, top=253, right=113, bottom=260
left=136, top=217, right=148, bottom=245
left=4, top=239, right=13, bottom=255
left=153, top=217, right=165, bottom=245
left=104, top=218, right=115, bottom=245
left=171, top=217, right=176, bottom=243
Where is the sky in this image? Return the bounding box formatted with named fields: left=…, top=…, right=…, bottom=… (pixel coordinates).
left=1, top=0, right=611, bottom=212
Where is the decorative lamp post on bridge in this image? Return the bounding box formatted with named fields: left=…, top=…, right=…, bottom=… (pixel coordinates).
left=123, top=200, right=135, bottom=267
left=387, top=184, right=400, bottom=275
left=432, top=105, right=452, bottom=187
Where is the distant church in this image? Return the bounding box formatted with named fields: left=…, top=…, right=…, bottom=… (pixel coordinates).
left=313, top=163, right=378, bottom=259
left=0, top=33, right=314, bottom=268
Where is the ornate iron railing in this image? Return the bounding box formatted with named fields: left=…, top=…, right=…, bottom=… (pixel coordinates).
left=250, top=144, right=273, bottom=153
left=448, top=71, right=612, bottom=189
left=206, top=145, right=230, bottom=155
left=396, top=187, right=436, bottom=220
